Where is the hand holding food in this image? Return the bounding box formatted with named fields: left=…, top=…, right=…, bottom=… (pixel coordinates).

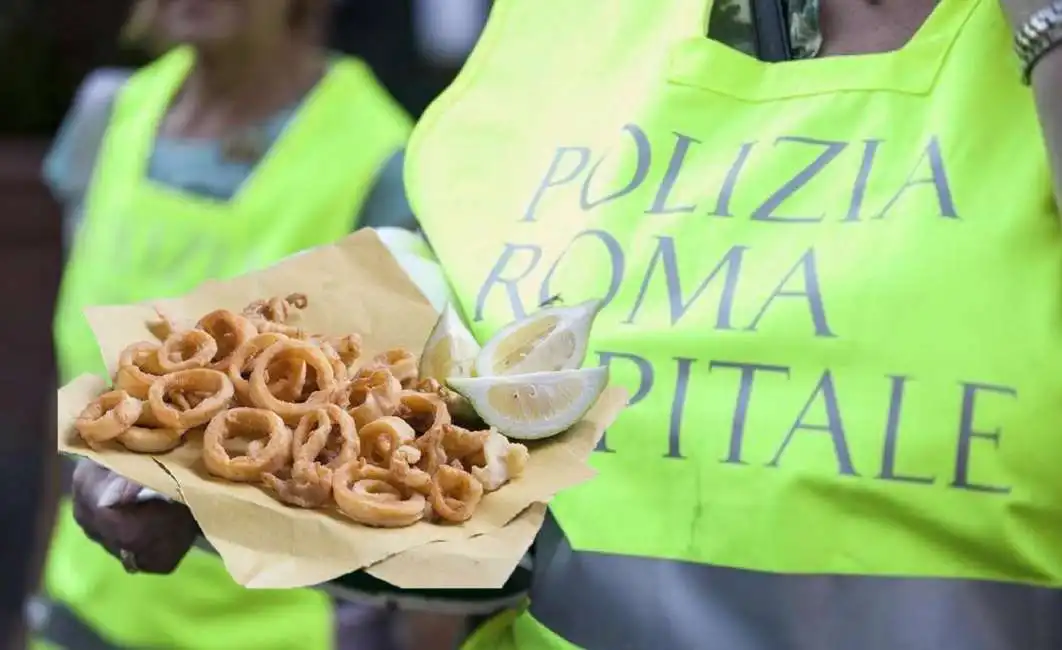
left=71, top=460, right=199, bottom=575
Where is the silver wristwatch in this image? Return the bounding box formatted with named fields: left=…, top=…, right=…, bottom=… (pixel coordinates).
left=1015, top=2, right=1062, bottom=84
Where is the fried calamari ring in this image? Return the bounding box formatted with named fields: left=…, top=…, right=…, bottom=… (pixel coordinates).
left=249, top=339, right=337, bottom=423
left=117, top=425, right=185, bottom=453
left=75, top=390, right=142, bottom=445
left=203, top=408, right=292, bottom=481
left=243, top=293, right=307, bottom=323
left=415, top=377, right=483, bottom=429
left=197, top=309, right=258, bottom=370
left=429, top=464, right=484, bottom=523
left=414, top=425, right=448, bottom=475
left=157, top=329, right=218, bottom=373
left=357, top=416, right=415, bottom=468
left=441, top=424, right=491, bottom=468
left=262, top=404, right=360, bottom=507
left=390, top=445, right=432, bottom=495
left=293, top=405, right=359, bottom=469
left=252, top=319, right=307, bottom=339
left=243, top=294, right=309, bottom=337
left=115, top=401, right=186, bottom=453
left=316, top=341, right=350, bottom=385
left=469, top=430, right=530, bottom=492
left=262, top=461, right=333, bottom=508
left=268, top=357, right=309, bottom=402
left=145, top=309, right=178, bottom=342
left=326, top=334, right=362, bottom=368
left=395, top=390, right=451, bottom=436
left=374, top=348, right=418, bottom=387
left=148, top=368, right=234, bottom=429
left=333, top=366, right=401, bottom=428
left=333, top=460, right=426, bottom=528
left=115, top=341, right=164, bottom=399
left=226, top=333, right=290, bottom=404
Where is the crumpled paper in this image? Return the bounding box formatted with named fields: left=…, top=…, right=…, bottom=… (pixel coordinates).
left=56, top=230, right=626, bottom=589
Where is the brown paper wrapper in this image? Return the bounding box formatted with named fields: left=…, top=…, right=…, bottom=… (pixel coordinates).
left=56, top=231, right=627, bottom=589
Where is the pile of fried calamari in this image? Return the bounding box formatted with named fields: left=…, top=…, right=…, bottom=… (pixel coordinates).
left=74, top=294, right=530, bottom=527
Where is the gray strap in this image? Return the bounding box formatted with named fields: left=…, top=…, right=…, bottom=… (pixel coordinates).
left=27, top=597, right=126, bottom=650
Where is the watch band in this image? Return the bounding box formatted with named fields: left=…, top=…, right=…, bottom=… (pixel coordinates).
left=1015, top=2, right=1062, bottom=84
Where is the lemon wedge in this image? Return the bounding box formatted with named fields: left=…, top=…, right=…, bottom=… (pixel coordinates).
left=475, top=300, right=603, bottom=376
left=447, top=366, right=609, bottom=440
left=419, top=304, right=481, bottom=381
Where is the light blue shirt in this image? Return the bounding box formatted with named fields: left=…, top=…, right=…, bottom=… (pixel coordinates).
left=45, top=68, right=415, bottom=255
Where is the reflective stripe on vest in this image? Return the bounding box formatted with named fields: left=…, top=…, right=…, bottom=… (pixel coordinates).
left=48, top=46, right=410, bottom=650
left=409, top=0, right=1062, bottom=649
left=29, top=598, right=123, bottom=650
left=518, top=514, right=1062, bottom=650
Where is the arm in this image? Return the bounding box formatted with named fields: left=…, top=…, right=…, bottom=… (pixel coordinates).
left=1004, top=2, right=1062, bottom=213
left=1032, top=55, right=1062, bottom=210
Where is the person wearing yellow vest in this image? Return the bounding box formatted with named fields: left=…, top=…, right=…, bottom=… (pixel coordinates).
left=401, top=0, right=1062, bottom=648
left=41, top=1, right=415, bottom=648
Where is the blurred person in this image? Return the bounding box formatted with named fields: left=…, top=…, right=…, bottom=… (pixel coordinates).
left=397, top=0, right=1062, bottom=648
left=40, top=0, right=416, bottom=648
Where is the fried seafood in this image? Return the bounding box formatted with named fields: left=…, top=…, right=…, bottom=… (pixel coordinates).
left=357, top=416, right=415, bottom=468
left=374, top=348, right=418, bottom=387
left=113, top=401, right=186, bottom=453
left=203, top=407, right=293, bottom=481
left=243, top=293, right=307, bottom=323
left=331, top=366, right=401, bottom=428
left=395, top=390, right=450, bottom=436
left=429, top=464, right=484, bottom=523
left=262, top=461, right=333, bottom=508
left=149, top=368, right=234, bottom=429
left=324, top=334, right=362, bottom=368
left=115, top=342, right=164, bottom=399
left=293, top=405, right=359, bottom=468
left=249, top=339, right=337, bottom=423
left=117, top=423, right=185, bottom=453
left=196, top=309, right=258, bottom=370
left=157, top=330, right=218, bottom=373
left=80, top=293, right=532, bottom=529
left=390, top=445, right=432, bottom=495
left=145, top=309, right=178, bottom=342
left=441, top=424, right=492, bottom=467
left=415, top=377, right=482, bottom=428
left=317, top=342, right=350, bottom=384
left=333, top=460, right=427, bottom=528
left=75, top=390, right=142, bottom=445
left=227, top=333, right=292, bottom=404
left=266, top=356, right=309, bottom=402
left=468, top=430, right=530, bottom=492
left=413, top=425, right=448, bottom=475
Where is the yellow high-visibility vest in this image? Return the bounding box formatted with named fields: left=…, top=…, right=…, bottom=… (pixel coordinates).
left=49, top=46, right=410, bottom=649
left=406, top=0, right=1062, bottom=648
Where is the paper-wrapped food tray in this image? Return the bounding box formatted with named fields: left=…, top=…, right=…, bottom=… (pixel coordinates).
left=56, top=231, right=627, bottom=589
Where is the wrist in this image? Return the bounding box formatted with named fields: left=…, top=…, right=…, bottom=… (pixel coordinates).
left=1015, top=2, right=1062, bottom=84
left=1032, top=39, right=1062, bottom=84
